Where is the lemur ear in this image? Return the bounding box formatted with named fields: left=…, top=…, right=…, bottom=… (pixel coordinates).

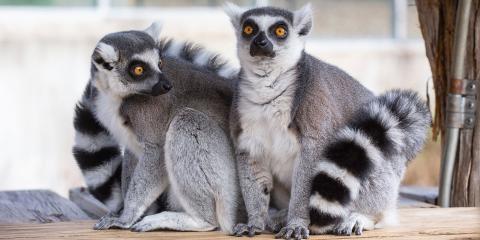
left=293, top=3, right=313, bottom=36
left=224, top=2, right=246, bottom=29
left=92, top=42, right=118, bottom=71
left=144, top=21, right=163, bottom=42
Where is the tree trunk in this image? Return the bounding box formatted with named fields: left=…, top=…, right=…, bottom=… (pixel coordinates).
left=416, top=0, right=479, bottom=207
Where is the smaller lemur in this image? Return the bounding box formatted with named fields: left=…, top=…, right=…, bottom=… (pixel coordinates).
left=309, top=89, right=431, bottom=235
left=72, top=23, right=243, bottom=233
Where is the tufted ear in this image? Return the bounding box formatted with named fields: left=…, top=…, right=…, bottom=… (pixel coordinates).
left=144, top=21, right=163, bottom=43
left=92, top=42, right=118, bottom=71
left=293, top=3, right=313, bottom=36
left=223, top=2, right=246, bottom=29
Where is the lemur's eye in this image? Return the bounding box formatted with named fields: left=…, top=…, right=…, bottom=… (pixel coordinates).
left=134, top=66, right=144, bottom=76
left=243, top=25, right=254, bottom=35
left=275, top=26, right=287, bottom=38
left=158, top=59, right=163, bottom=69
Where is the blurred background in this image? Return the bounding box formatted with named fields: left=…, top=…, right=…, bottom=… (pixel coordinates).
left=0, top=0, right=439, bottom=197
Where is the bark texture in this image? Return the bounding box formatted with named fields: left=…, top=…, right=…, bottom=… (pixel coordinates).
left=416, top=0, right=479, bottom=207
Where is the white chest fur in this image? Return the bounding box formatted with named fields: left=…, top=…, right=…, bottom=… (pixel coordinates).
left=94, top=91, right=143, bottom=157
left=237, top=70, right=300, bottom=189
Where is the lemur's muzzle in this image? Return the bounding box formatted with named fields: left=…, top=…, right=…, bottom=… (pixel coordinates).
left=250, top=32, right=275, bottom=58
left=150, top=74, right=172, bottom=96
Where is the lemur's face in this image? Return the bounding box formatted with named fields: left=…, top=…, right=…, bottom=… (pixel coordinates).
left=225, top=3, right=313, bottom=63
left=92, top=24, right=172, bottom=97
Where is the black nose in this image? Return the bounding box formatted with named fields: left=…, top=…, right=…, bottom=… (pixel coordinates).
left=255, top=38, right=268, bottom=48
left=150, top=77, right=172, bottom=96
left=250, top=32, right=275, bottom=58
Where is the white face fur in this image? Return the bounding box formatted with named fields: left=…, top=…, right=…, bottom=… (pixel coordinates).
left=91, top=23, right=172, bottom=98
left=224, top=3, right=313, bottom=77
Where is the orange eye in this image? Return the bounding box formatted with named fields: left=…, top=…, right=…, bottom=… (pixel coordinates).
left=243, top=25, right=254, bottom=35
left=158, top=59, right=163, bottom=68
left=275, top=27, right=286, bottom=37
left=134, top=66, right=143, bottom=76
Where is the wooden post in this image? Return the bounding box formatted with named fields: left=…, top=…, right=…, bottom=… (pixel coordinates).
left=416, top=0, right=479, bottom=207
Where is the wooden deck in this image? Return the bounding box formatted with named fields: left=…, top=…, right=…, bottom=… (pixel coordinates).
left=0, top=208, right=478, bottom=240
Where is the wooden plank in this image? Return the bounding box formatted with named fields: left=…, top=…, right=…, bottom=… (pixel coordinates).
left=0, top=208, right=478, bottom=239
left=69, top=187, right=109, bottom=219
left=0, top=190, right=90, bottom=224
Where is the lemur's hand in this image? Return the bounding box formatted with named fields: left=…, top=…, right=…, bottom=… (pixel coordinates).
left=275, top=220, right=309, bottom=240
left=233, top=222, right=264, bottom=237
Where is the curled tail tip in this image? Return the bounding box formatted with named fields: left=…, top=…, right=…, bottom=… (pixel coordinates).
left=376, top=89, right=431, bottom=160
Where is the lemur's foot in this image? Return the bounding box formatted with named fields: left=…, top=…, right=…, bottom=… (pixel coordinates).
left=131, top=216, right=157, bottom=232
left=93, top=215, right=134, bottom=230
left=275, top=223, right=309, bottom=240
left=233, top=223, right=263, bottom=237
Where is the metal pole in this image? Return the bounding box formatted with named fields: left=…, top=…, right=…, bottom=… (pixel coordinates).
left=438, top=0, right=472, bottom=207
left=391, top=0, right=408, bottom=40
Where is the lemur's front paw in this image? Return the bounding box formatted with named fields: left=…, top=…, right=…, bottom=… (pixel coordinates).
left=275, top=224, right=309, bottom=240
left=233, top=223, right=263, bottom=237
left=93, top=215, right=134, bottom=230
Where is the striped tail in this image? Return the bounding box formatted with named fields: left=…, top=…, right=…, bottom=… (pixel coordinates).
left=72, top=83, right=123, bottom=211
left=158, top=38, right=239, bottom=79
left=309, top=89, right=431, bottom=233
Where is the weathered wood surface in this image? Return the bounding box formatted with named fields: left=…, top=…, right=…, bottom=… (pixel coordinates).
left=0, top=208, right=478, bottom=240
left=416, top=0, right=480, bottom=207
left=0, top=190, right=90, bottom=224
left=69, top=187, right=109, bottom=219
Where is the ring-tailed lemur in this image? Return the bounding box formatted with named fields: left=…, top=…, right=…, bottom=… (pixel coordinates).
left=309, top=89, right=430, bottom=235
left=224, top=3, right=429, bottom=239
left=72, top=23, right=243, bottom=233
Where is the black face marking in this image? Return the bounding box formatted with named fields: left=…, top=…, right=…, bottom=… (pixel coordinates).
left=89, top=164, right=121, bottom=202
left=73, top=103, right=107, bottom=135
left=73, top=146, right=121, bottom=170
left=242, top=19, right=259, bottom=39
left=311, top=172, right=351, bottom=205
left=309, top=207, right=342, bottom=227
left=127, top=60, right=151, bottom=80
left=269, top=21, right=289, bottom=40
left=241, top=7, right=294, bottom=24
left=350, top=115, right=395, bottom=156
left=324, top=139, right=372, bottom=180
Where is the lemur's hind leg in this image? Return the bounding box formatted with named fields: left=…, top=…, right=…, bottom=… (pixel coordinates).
left=142, top=108, right=238, bottom=233
left=131, top=211, right=216, bottom=232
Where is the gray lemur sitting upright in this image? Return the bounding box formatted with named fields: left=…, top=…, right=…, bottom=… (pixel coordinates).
left=72, top=23, right=242, bottom=233
left=224, top=3, right=429, bottom=239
